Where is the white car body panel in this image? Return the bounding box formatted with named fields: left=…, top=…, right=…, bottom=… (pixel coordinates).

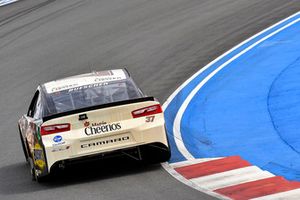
left=42, top=100, right=168, bottom=172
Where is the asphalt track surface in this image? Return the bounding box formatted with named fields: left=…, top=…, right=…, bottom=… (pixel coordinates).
left=0, top=0, right=300, bottom=200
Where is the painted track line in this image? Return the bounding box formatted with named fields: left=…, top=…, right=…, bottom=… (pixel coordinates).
left=169, top=157, right=223, bottom=168
left=251, top=188, right=300, bottom=200
left=0, top=0, right=19, bottom=7
left=215, top=176, right=300, bottom=200
left=174, top=156, right=251, bottom=179
left=165, top=156, right=300, bottom=200
left=191, top=166, right=274, bottom=190
left=162, top=162, right=230, bottom=200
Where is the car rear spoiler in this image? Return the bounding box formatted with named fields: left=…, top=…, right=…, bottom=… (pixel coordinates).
left=42, top=97, right=155, bottom=122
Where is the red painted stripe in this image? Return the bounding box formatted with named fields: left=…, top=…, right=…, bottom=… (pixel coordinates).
left=174, top=156, right=251, bottom=179
left=215, top=176, right=300, bottom=200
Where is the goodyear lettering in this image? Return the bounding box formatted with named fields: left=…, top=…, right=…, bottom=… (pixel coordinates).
left=84, top=123, right=121, bottom=136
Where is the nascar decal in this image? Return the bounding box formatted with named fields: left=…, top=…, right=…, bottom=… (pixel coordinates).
left=84, top=122, right=122, bottom=136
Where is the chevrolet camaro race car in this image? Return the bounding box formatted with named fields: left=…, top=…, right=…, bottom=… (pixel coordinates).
left=18, top=69, right=171, bottom=181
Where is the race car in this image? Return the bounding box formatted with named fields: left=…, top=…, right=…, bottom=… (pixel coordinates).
left=18, top=69, right=171, bottom=181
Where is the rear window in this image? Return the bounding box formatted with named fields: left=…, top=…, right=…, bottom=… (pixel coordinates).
left=44, top=80, right=143, bottom=115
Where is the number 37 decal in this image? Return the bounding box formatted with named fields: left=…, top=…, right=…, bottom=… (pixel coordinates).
left=145, top=116, right=155, bottom=122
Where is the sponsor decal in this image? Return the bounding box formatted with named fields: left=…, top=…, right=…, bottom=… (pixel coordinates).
left=53, top=141, right=65, bottom=146
left=52, top=136, right=68, bottom=151
left=91, top=121, right=106, bottom=126
left=68, top=82, right=108, bottom=92
left=84, top=122, right=122, bottom=136
left=52, top=135, right=65, bottom=146
left=95, top=70, right=113, bottom=76
left=79, top=113, right=88, bottom=121
left=35, top=159, right=46, bottom=170
left=34, top=149, right=43, bottom=160
left=51, top=83, right=78, bottom=93
left=52, top=146, right=70, bottom=152
left=53, top=135, right=62, bottom=143
left=84, top=121, right=90, bottom=127
left=33, top=144, right=46, bottom=170
left=94, top=76, right=123, bottom=82
left=81, top=136, right=130, bottom=148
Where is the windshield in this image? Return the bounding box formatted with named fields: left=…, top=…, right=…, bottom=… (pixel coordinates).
left=44, top=79, right=143, bottom=115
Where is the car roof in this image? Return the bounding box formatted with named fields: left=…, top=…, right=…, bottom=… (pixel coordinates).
left=41, top=69, right=130, bottom=94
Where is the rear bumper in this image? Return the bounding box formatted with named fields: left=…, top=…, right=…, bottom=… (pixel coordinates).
left=43, top=123, right=170, bottom=175
left=48, top=142, right=170, bottom=176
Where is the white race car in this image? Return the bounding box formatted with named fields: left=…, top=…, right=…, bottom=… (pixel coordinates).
left=18, top=69, right=170, bottom=181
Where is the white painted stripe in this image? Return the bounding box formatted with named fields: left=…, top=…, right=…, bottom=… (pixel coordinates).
left=173, top=17, right=300, bottom=160
left=0, top=0, right=19, bottom=6
left=173, top=134, right=195, bottom=160
left=251, top=188, right=300, bottom=200
left=162, top=11, right=300, bottom=111
left=169, top=157, right=224, bottom=168
left=191, top=166, right=274, bottom=190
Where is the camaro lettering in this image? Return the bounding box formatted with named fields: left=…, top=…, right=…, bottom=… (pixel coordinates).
left=81, top=136, right=130, bottom=148
left=84, top=123, right=121, bottom=136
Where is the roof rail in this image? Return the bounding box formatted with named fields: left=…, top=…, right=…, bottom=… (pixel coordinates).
left=123, top=67, right=131, bottom=77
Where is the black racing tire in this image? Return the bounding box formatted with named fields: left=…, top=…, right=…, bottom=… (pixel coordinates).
left=31, top=164, right=49, bottom=183
left=141, top=143, right=171, bottom=164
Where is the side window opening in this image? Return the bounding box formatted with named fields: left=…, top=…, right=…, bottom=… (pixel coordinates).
left=27, top=90, right=39, bottom=118
left=33, top=93, right=42, bottom=119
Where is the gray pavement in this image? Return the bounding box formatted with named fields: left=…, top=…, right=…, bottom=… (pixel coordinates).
left=0, top=0, right=299, bottom=199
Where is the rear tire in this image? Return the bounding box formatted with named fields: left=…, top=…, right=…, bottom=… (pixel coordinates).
left=141, top=143, right=171, bottom=164
left=31, top=164, right=49, bottom=183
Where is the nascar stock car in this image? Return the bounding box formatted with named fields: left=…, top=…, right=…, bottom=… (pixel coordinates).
left=18, top=69, right=171, bottom=181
